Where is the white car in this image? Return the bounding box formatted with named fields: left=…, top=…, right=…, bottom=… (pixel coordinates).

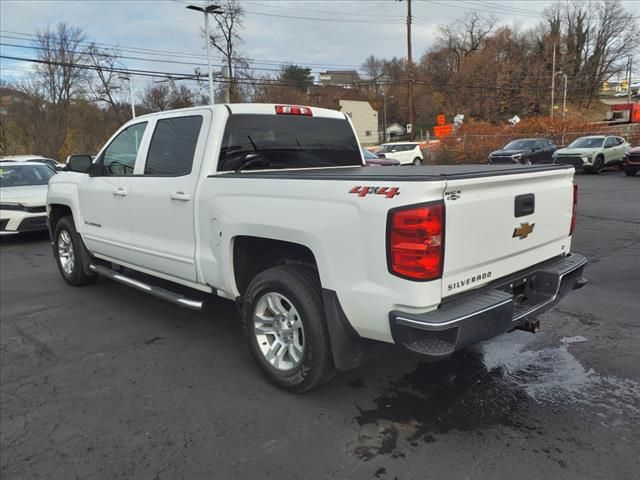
left=47, top=104, right=587, bottom=392
left=375, top=142, right=425, bottom=165
left=1, top=161, right=55, bottom=235
left=0, top=155, right=65, bottom=171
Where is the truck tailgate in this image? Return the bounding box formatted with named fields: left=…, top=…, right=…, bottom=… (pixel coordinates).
left=442, top=168, right=575, bottom=297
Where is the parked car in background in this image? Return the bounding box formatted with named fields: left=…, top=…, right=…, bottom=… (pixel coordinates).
left=361, top=148, right=400, bottom=166
left=622, top=145, right=640, bottom=176
left=375, top=142, right=425, bottom=165
left=488, top=138, right=557, bottom=165
left=0, top=155, right=64, bottom=171
left=0, top=161, right=55, bottom=235
left=553, top=136, right=630, bottom=174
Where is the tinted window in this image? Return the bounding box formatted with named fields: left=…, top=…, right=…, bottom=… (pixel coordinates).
left=145, top=116, right=203, bottom=176
left=102, top=122, right=148, bottom=176
left=504, top=140, right=536, bottom=150
left=569, top=137, right=604, bottom=148
left=604, top=137, right=616, bottom=147
left=218, top=114, right=360, bottom=171
left=0, top=164, right=55, bottom=187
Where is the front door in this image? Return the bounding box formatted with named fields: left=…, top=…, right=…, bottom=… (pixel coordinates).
left=79, top=121, right=149, bottom=264
left=128, top=112, right=208, bottom=282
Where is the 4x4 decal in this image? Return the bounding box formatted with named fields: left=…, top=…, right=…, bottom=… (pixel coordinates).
left=349, top=186, right=400, bottom=198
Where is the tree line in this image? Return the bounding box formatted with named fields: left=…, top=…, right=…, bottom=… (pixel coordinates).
left=0, top=0, right=637, bottom=159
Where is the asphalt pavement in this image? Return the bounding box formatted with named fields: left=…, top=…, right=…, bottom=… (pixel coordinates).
left=1, top=170, right=639, bottom=480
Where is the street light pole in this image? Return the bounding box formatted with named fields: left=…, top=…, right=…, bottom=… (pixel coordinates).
left=562, top=73, right=568, bottom=119
left=119, top=75, right=135, bottom=118
left=383, top=92, right=387, bottom=142
left=187, top=3, right=223, bottom=106
left=550, top=42, right=556, bottom=118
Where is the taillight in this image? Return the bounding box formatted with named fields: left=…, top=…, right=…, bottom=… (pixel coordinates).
left=387, top=202, right=445, bottom=281
left=275, top=105, right=312, bottom=116
left=570, top=183, right=578, bottom=236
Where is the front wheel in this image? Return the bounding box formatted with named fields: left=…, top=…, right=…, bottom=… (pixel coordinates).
left=241, top=265, right=335, bottom=393
left=412, top=157, right=422, bottom=166
left=53, top=216, right=97, bottom=286
left=624, top=169, right=638, bottom=176
left=589, top=156, right=604, bottom=174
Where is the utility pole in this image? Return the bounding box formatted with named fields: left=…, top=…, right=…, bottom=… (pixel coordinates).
left=383, top=92, right=387, bottom=142
left=550, top=42, right=556, bottom=118
left=562, top=73, right=568, bottom=119
left=406, top=0, right=414, bottom=140
left=187, top=3, right=224, bottom=105
left=627, top=56, right=633, bottom=105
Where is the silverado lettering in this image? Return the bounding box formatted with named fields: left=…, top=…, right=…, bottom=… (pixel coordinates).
left=447, top=272, right=492, bottom=291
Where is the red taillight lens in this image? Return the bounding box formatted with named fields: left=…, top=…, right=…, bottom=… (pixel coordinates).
left=570, top=183, right=578, bottom=236
left=275, top=105, right=313, bottom=116
left=387, top=202, right=445, bottom=281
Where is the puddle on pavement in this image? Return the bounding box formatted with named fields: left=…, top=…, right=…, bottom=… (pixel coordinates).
left=352, top=331, right=640, bottom=460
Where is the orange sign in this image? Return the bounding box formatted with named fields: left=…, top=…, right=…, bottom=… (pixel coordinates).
left=436, top=114, right=446, bottom=126
left=433, top=124, right=453, bottom=138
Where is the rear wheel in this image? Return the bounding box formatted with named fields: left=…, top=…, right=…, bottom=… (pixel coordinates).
left=522, top=157, right=532, bottom=165
left=241, top=264, right=335, bottom=393
left=53, top=216, right=97, bottom=286
left=624, top=169, right=637, bottom=176
left=412, top=157, right=422, bottom=166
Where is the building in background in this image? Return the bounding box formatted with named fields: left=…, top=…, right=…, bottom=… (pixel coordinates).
left=309, top=86, right=378, bottom=144
left=318, top=70, right=361, bottom=88
left=385, top=123, right=406, bottom=142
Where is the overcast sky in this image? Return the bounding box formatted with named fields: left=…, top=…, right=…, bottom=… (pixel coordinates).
left=1, top=0, right=638, bottom=85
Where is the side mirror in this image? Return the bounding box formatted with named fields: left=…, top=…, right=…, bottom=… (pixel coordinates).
left=66, top=155, right=93, bottom=173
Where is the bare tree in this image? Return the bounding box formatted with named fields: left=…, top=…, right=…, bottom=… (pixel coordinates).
left=85, top=44, right=128, bottom=121
left=34, top=23, right=88, bottom=105
left=361, top=55, right=386, bottom=94
left=437, top=13, right=498, bottom=72
left=209, top=0, right=244, bottom=102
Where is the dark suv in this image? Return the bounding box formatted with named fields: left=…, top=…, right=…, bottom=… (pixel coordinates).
left=488, top=138, right=558, bottom=165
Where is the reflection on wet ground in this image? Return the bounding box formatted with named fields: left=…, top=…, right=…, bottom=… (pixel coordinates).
left=351, top=331, right=640, bottom=461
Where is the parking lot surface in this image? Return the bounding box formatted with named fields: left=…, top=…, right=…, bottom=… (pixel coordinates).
left=1, top=171, right=639, bottom=480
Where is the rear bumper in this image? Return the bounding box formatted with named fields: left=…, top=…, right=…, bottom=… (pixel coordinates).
left=389, top=253, right=588, bottom=359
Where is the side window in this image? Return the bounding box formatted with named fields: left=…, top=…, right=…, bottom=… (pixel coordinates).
left=615, top=137, right=624, bottom=146
left=102, top=122, right=148, bottom=176
left=604, top=137, right=615, bottom=148
left=144, top=116, right=203, bottom=176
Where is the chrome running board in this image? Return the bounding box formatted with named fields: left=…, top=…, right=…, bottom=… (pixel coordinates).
left=89, top=264, right=203, bottom=311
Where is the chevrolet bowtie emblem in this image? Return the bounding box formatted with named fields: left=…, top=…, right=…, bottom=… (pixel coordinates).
left=513, top=222, right=535, bottom=239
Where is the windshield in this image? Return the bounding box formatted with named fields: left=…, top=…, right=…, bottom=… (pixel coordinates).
left=218, top=114, right=361, bottom=171
left=0, top=164, right=55, bottom=187
left=361, top=148, right=378, bottom=160
left=568, top=137, right=604, bottom=149
left=504, top=140, right=536, bottom=150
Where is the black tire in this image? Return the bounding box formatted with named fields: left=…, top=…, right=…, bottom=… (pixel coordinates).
left=522, top=157, right=532, bottom=165
left=624, top=169, right=638, bottom=176
left=590, top=155, right=604, bottom=174
left=53, top=216, right=98, bottom=286
left=241, top=264, right=335, bottom=393
left=412, top=157, right=422, bottom=166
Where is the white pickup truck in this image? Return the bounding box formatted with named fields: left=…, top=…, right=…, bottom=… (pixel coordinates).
left=47, top=104, right=587, bottom=392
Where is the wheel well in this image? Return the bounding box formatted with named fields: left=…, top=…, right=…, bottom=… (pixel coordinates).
left=233, top=236, right=319, bottom=296
left=49, top=204, right=73, bottom=232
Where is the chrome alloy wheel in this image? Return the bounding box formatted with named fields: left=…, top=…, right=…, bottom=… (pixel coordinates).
left=253, top=292, right=305, bottom=371
left=57, top=230, right=75, bottom=276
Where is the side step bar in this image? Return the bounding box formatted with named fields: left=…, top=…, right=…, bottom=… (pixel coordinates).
left=89, top=264, right=203, bottom=311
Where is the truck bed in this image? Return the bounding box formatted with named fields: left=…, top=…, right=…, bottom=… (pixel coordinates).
left=213, top=164, right=572, bottom=181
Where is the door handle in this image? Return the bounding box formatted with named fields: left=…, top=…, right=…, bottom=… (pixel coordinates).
left=170, top=191, right=191, bottom=201
left=113, top=187, right=127, bottom=197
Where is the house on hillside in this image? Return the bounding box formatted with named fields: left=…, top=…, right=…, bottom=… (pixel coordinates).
left=319, top=70, right=361, bottom=88
left=309, top=86, right=379, bottom=144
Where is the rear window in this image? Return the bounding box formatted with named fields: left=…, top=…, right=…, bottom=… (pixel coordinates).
left=218, top=114, right=361, bottom=172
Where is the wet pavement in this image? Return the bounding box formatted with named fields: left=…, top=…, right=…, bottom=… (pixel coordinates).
left=1, top=171, right=639, bottom=479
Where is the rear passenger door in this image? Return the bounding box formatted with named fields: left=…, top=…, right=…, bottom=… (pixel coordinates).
left=128, top=111, right=209, bottom=282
